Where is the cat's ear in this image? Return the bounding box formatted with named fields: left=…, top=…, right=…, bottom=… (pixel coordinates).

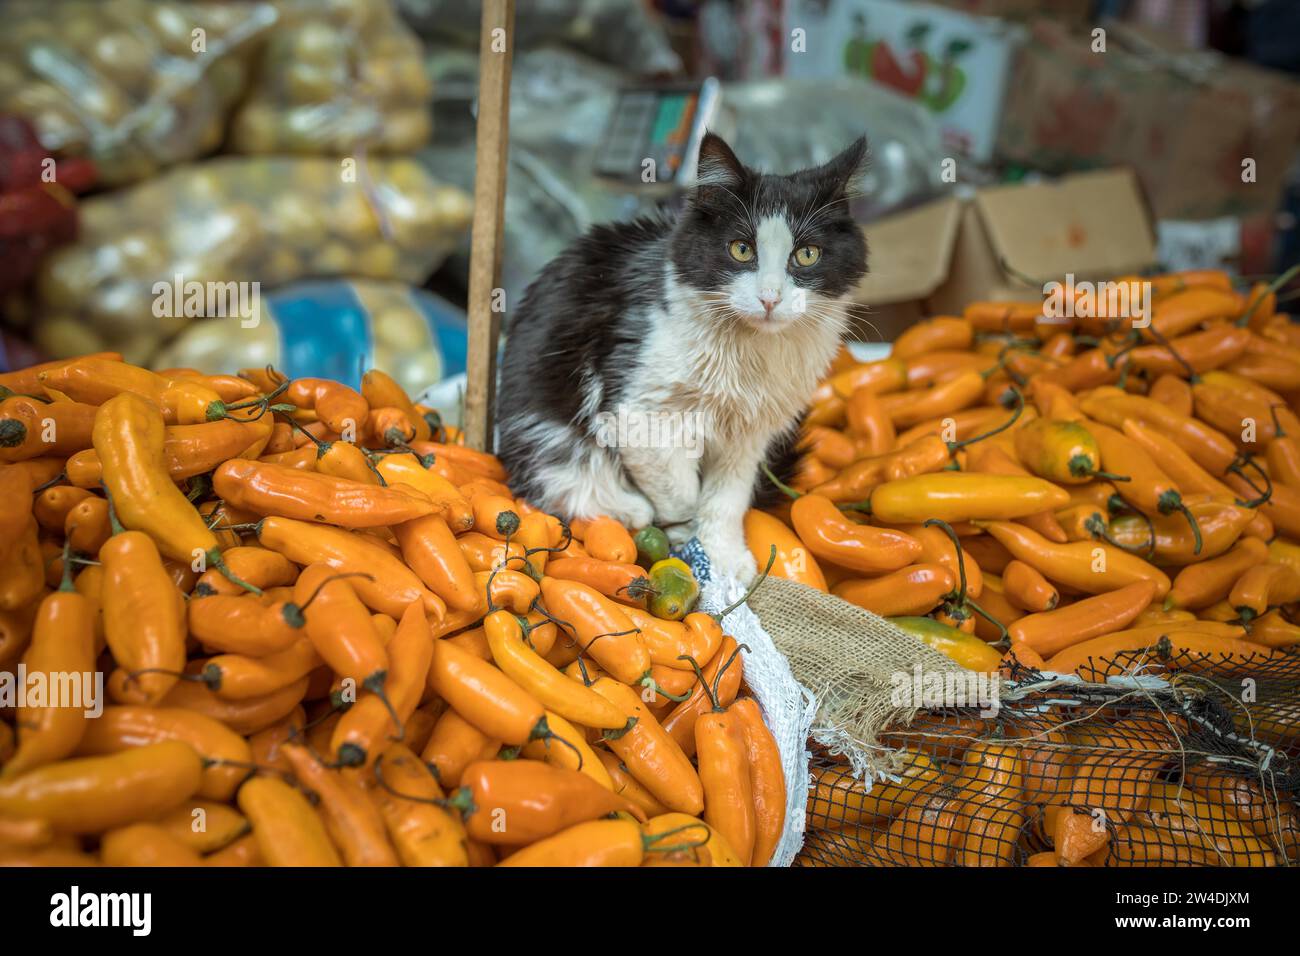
left=819, top=135, right=869, bottom=196
left=693, top=132, right=746, bottom=191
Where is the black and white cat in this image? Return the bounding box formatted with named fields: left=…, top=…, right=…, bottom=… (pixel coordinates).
left=496, top=132, right=869, bottom=583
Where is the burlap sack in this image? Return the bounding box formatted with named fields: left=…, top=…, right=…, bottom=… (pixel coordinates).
left=748, top=577, right=978, bottom=775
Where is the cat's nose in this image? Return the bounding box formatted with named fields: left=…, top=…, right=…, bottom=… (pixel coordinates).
left=759, top=289, right=782, bottom=314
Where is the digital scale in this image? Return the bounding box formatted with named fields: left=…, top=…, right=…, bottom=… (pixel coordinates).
left=593, top=78, right=720, bottom=190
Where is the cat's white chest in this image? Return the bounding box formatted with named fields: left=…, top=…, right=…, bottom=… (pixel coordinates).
left=635, top=293, right=845, bottom=447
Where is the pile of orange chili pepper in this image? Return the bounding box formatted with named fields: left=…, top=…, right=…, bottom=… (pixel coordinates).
left=746, top=267, right=1300, bottom=681
left=759, top=267, right=1300, bottom=868
left=0, top=356, right=784, bottom=867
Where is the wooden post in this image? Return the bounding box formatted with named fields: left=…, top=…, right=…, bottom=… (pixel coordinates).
left=464, top=0, right=515, bottom=452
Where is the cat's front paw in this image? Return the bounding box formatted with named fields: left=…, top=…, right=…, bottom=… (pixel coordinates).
left=662, top=521, right=696, bottom=547
left=703, top=537, right=758, bottom=586
left=605, top=493, right=656, bottom=533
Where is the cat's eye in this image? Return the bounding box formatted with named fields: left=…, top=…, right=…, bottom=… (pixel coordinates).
left=793, top=245, right=821, bottom=267
left=728, top=240, right=755, bottom=263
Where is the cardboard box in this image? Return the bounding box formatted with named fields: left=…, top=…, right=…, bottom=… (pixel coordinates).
left=997, top=18, right=1300, bottom=220
left=784, top=0, right=1024, bottom=161
left=849, top=167, right=1157, bottom=342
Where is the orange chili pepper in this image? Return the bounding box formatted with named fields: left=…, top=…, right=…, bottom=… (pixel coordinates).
left=475, top=568, right=539, bottom=614
left=411, top=441, right=508, bottom=482
left=1118, top=419, right=1236, bottom=501
left=621, top=605, right=724, bottom=672
left=742, top=509, right=826, bottom=591
left=187, top=594, right=303, bottom=655
left=199, top=637, right=322, bottom=701
left=892, top=316, right=973, bottom=359
left=1026, top=379, right=1083, bottom=421
left=790, top=493, right=922, bottom=574
left=1109, top=498, right=1252, bottom=565
left=1226, top=472, right=1300, bottom=540
left=362, top=369, right=430, bottom=441
left=284, top=378, right=369, bottom=436
left=582, top=515, right=637, bottom=563
left=962, top=301, right=1042, bottom=332
left=810, top=435, right=950, bottom=502
left=193, top=546, right=298, bottom=598
left=37, top=357, right=169, bottom=407
left=973, top=576, right=1024, bottom=642
left=426, top=636, right=548, bottom=746
left=1245, top=609, right=1300, bottom=649
left=879, top=369, right=985, bottom=428
left=257, top=516, right=444, bottom=620
left=101, top=528, right=187, bottom=706
left=1144, top=287, right=1242, bottom=340
left=0, top=518, right=44, bottom=612
left=152, top=674, right=309, bottom=737
left=93, top=392, right=229, bottom=574
left=421, top=708, right=501, bottom=789
left=237, top=775, right=342, bottom=867
left=454, top=532, right=524, bottom=573
left=726, top=698, right=785, bottom=867
left=278, top=745, right=396, bottom=866
left=1080, top=388, right=1237, bottom=475
left=1142, top=375, right=1191, bottom=418
left=0, top=351, right=122, bottom=395
left=32, top=485, right=89, bottom=533
left=2, top=566, right=95, bottom=778
left=831, top=563, right=954, bottom=617
left=902, top=352, right=996, bottom=390
left=0, top=741, right=203, bottom=835
left=0, top=395, right=96, bottom=462
left=592, top=677, right=704, bottom=816
left=868, top=472, right=1070, bottom=524
left=962, top=443, right=1067, bottom=543
left=293, top=563, right=388, bottom=688
left=816, top=357, right=908, bottom=403
left=799, top=426, right=857, bottom=470
left=543, top=556, right=649, bottom=604
left=1055, top=348, right=1121, bottom=391
left=1044, top=629, right=1272, bottom=678
left=362, top=406, right=414, bottom=447
left=538, top=577, right=651, bottom=686
left=392, top=514, right=481, bottom=612
left=976, top=520, right=1170, bottom=598
left=1001, top=559, right=1058, bottom=612
left=1126, top=323, right=1251, bottom=376
left=75, top=704, right=253, bottom=802
left=214, top=459, right=435, bottom=528
left=695, top=707, right=756, bottom=867
left=372, top=742, right=470, bottom=866
left=1229, top=563, right=1300, bottom=619
left=484, top=609, right=627, bottom=730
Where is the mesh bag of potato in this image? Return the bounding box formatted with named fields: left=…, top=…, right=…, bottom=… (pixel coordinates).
left=230, top=0, right=433, bottom=156
left=28, top=156, right=472, bottom=365
left=0, top=0, right=277, bottom=186
left=793, top=644, right=1300, bottom=867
